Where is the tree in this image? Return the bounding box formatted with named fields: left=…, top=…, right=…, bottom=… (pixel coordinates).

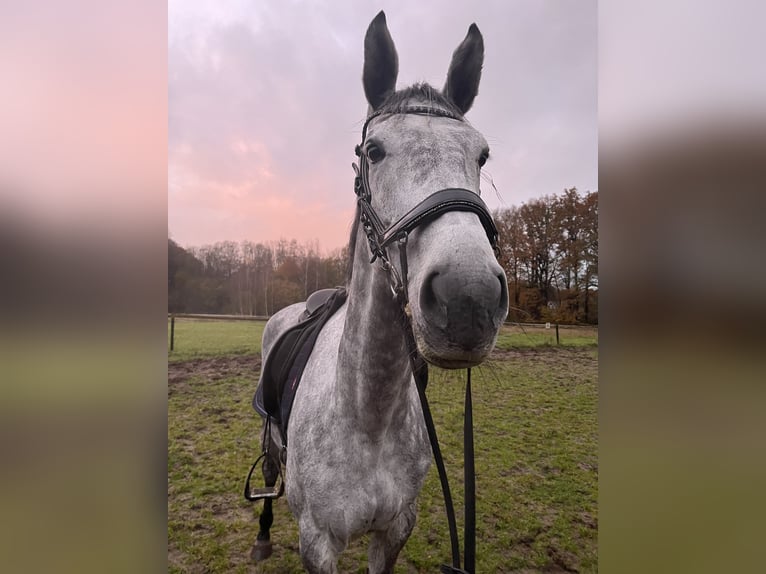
left=556, top=188, right=585, bottom=292
left=581, top=191, right=598, bottom=323
left=492, top=188, right=598, bottom=324
left=519, top=195, right=559, bottom=310
left=494, top=206, right=526, bottom=313
left=168, top=239, right=203, bottom=313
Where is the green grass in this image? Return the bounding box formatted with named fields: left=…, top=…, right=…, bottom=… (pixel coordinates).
left=168, top=318, right=266, bottom=362
left=168, top=321, right=598, bottom=573
left=495, top=324, right=598, bottom=349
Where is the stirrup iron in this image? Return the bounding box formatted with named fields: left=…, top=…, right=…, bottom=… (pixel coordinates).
left=244, top=452, right=285, bottom=501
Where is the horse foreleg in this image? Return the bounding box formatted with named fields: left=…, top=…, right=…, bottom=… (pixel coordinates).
left=298, top=517, right=343, bottom=574
left=367, top=504, right=417, bottom=574
left=250, top=452, right=280, bottom=562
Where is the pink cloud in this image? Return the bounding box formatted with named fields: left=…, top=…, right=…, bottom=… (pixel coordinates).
left=169, top=142, right=355, bottom=251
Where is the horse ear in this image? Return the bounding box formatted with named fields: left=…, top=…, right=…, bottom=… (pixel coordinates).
left=363, top=11, right=399, bottom=110
left=443, top=23, right=484, bottom=114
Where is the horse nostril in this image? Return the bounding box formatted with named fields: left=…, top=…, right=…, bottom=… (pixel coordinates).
left=421, top=271, right=437, bottom=306
left=497, top=272, right=509, bottom=312
left=419, top=271, right=448, bottom=327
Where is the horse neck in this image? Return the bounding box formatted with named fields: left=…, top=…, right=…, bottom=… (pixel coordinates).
left=336, top=233, right=413, bottom=437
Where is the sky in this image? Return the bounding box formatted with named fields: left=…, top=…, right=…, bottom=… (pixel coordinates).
left=169, top=0, right=597, bottom=253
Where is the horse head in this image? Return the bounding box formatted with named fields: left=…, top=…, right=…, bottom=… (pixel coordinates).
left=359, top=12, right=509, bottom=369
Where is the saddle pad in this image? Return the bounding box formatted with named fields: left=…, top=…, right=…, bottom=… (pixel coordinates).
left=253, top=287, right=347, bottom=444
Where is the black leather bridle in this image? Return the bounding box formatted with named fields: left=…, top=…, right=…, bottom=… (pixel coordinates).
left=353, top=106, right=498, bottom=303
left=352, top=106, right=498, bottom=574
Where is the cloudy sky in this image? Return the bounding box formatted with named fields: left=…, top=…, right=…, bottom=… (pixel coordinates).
left=169, top=0, right=597, bottom=252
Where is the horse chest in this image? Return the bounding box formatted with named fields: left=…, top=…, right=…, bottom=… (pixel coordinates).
left=341, top=447, right=427, bottom=536
left=293, top=423, right=429, bottom=541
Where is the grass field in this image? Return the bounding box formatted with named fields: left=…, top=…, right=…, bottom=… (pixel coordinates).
left=168, top=319, right=598, bottom=573
left=168, top=319, right=266, bottom=362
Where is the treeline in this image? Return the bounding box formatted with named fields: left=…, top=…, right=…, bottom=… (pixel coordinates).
left=168, top=238, right=348, bottom=315
left=169, top=188, right=598, bottom=323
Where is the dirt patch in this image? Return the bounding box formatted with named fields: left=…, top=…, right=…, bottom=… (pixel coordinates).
left=544, top=545, right=581, bottom=572
left=486, top=347, right=598, bottom=387
left=167, top=347, right=592, bottom=387
left=490, top=345, right=596, bottom=363
left=168, top=354, right=261, bottom=387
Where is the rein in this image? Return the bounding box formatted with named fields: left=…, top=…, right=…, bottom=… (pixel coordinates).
left=352, top=106, right=497, bottom=574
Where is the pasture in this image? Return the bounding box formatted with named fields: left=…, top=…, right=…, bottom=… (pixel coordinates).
left=168, top=319, right=598, bottom=573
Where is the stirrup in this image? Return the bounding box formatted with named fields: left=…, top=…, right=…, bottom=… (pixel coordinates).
left=244, top=452, right=285, bottom=501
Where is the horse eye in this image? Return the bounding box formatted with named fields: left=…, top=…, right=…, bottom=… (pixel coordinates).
left=366, top=143, right=385, bottom=163
left=478, top=150, right=489, bottom=167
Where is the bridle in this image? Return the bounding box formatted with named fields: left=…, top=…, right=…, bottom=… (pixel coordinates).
left=352, top=106, right=498, bottom=574
left=352, top=105, right=498, bottom=303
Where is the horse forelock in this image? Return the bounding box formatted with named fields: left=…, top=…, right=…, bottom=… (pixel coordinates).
left=376, top=83, right=464, bottom=118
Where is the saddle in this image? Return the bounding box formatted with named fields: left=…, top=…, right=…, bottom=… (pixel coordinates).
left=253, top=287, right=347, bottom=446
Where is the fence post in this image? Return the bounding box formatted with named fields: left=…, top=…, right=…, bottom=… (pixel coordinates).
left=170, top=315, right=175, bottom=351
left=555, top=322, right=560, bottom=345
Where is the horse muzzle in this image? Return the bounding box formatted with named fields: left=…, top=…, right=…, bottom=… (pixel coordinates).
left=414, top=262, right=508, bottom=368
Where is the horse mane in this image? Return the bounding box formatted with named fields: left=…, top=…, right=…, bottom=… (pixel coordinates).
left=345, top=83, right=464, bottom=284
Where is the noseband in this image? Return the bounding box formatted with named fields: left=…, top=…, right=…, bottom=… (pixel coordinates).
left=352, top=106, right=496, bottom=574
left=352, top=106, right=498, bottom=302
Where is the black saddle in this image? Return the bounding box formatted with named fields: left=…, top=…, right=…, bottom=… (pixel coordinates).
left=253, top=287, right=347, bottom=445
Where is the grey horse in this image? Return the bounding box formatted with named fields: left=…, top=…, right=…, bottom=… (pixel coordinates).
left=252, top=11, right=508, bottom=574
